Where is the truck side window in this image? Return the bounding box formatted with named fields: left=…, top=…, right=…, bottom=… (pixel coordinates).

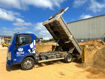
left=17, top=34, right=32, bottom=46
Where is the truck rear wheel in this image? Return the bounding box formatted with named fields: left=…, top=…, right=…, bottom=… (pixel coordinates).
left=64, top=54, right=72, bottom=63
left=21, top=57, right=35, bottom=70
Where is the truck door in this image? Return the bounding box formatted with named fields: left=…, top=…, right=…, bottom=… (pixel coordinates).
left=15, top=34, right=36, bottom=62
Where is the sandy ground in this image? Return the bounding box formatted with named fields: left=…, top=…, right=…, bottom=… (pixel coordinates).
left=0, top=46, right=105, bottom=79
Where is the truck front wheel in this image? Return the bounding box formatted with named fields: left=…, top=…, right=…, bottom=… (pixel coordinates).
left=21, top=57, right=35, bottom=70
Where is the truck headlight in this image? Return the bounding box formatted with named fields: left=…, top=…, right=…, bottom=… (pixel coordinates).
left=7, top=52, right=11, bottom=60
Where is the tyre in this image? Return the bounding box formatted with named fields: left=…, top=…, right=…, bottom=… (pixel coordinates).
left=64, top=54, right=72, bottom=63
left=21, top=57, right=35, bottom=70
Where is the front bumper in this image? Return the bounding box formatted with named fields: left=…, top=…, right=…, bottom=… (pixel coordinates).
left=7, top=58, right=21, bottom=66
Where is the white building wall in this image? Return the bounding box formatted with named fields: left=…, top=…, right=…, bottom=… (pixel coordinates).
left=67, top=15, right=105, bottom=41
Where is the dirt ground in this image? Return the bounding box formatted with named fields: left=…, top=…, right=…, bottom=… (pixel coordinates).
left=0, top=44, right=105, bottom=79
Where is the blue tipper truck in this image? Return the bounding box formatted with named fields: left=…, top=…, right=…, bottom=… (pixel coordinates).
left=7, top=8, right=82, bottom=70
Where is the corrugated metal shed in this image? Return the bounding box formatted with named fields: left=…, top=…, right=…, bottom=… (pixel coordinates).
left=67, top=14, right=105, bottom=42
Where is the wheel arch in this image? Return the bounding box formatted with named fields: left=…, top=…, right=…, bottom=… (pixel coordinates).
left=21, top=54, right=36, bottom=63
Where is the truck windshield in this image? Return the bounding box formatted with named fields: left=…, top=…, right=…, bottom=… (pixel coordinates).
left=16, top=34, right=32, bottom=46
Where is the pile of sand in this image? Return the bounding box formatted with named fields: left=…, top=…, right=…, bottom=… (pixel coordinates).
left=36, top=42, right=57, bottom=52
left=93, top=46, right=105, bottom=71
left=79, top=40, right=104, bottom=47
left=80, top=40, right=105, bottom=73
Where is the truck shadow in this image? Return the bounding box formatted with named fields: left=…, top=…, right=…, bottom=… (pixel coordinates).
left=6, top=60, right=80, bottom=71
left=6, top=61, right=63, bottom=71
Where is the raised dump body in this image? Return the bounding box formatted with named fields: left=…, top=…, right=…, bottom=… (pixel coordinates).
left=43, top=9, right=82, bottom=57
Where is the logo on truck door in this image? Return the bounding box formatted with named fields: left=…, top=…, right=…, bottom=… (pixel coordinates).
left=16, top=48, right=24, bottom=56
left=18, top=48, right=23, bottom=51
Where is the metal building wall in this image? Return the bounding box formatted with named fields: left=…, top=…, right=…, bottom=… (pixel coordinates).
left=67, top=15, right=105, bottom=42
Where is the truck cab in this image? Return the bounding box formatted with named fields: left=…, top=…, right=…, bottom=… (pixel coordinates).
left=7, top=33, right=36, bottom=69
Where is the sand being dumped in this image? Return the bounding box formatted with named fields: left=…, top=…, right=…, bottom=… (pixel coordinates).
left=80, top=40, right=105, bottom=73
left=93, top=47, right=105, bottom=70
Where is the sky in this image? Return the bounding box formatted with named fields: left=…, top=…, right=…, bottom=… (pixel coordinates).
left=0, top=0, right=105, bottom=39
